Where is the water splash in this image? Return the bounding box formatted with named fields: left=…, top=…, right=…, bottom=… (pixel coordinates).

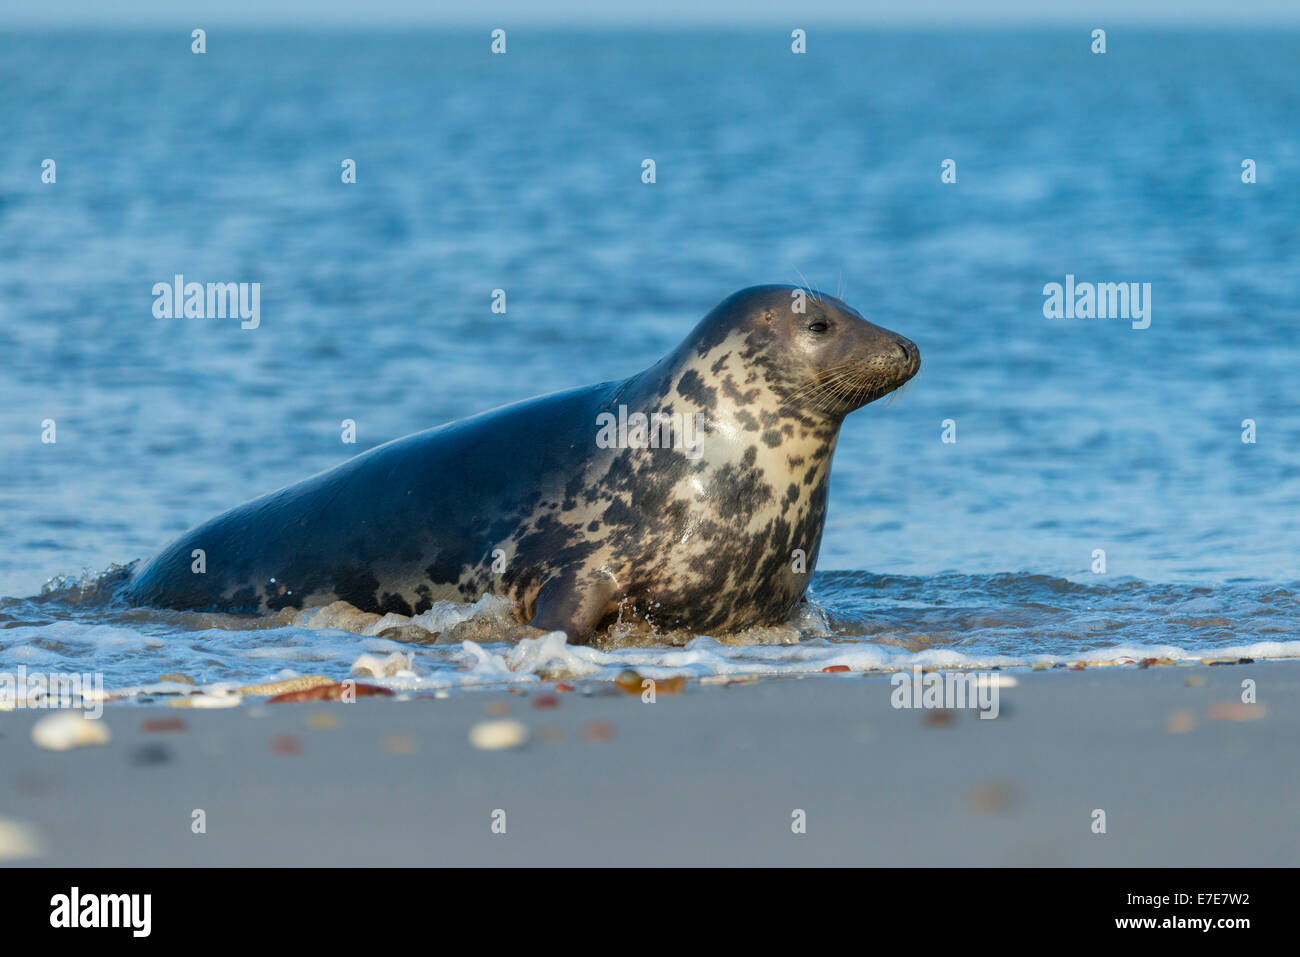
left=1, top=564, right=1295, bottom=698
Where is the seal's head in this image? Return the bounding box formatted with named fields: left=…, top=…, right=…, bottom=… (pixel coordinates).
left=682, top=284, right=920, bottom=422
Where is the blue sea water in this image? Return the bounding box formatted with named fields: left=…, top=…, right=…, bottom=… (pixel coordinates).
left=0, top=28, right=1297, bottom=691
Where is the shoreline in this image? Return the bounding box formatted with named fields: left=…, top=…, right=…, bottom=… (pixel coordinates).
left=2, top=659, right=1295, bottom=866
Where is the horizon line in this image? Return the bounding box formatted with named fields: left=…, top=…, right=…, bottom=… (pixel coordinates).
left=4, top=17, right=1300, bottom=29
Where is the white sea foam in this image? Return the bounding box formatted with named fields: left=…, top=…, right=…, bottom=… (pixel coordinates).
left=4, top=579, right=1298, bottom=701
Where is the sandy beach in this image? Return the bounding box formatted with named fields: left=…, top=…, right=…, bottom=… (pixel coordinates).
left=1, top=659, right=1293, bottom=867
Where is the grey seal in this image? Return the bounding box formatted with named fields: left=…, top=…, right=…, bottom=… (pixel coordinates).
left=121, top=284, right=920, bottom=643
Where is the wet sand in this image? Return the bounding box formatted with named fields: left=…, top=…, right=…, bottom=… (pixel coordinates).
left=1, top=660, right=1295, bottom=866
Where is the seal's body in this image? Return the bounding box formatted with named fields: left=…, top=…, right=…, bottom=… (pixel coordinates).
left=122, top=285, right=919, bottom=642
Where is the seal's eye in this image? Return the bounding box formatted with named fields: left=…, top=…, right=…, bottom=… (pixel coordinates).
left=808, top=320, right=829, bottom=334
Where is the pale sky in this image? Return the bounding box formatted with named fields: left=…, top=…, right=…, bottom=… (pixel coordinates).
left=4, top=0, right=1298, bottom=26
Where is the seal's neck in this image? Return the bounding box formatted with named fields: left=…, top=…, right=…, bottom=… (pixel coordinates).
left=590, top=341, right=842, bottom=527
left=620, top=333, right=844, bottom=449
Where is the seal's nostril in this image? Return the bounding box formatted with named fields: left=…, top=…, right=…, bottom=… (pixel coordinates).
left=890, top=338, right=919, bottom=373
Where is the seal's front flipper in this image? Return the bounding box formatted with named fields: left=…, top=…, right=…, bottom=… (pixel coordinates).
left=529, top=571, right=621, bottom=644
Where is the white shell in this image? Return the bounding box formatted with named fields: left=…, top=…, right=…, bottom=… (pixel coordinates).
left=468, top=719, right=529, bottom=750
left=30, top=712, right=111, bottom=751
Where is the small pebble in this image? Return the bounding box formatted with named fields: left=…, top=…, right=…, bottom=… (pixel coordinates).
left=924, top=710, right=955, bottom=727
left=484, top=700, right=511, bottom=716
left=1167, top=710, right=1196, bottom=734
left=822, top=665, right=851, bottom=673
left=382, top=733, right=416, bottom=754
left=555, top=683, right=576, bottom=693
left=1185, top=675, right=1207, bottom=688
left=0, top=818, right=43, bottom=862
left=141, top=718, right=186, bottom=734
left=271, top=734, right=303, bottom=756
left=31, top=713, right=111, bottom=751
left=304, top=712, right=340, bottom=730
left=267, top=682, right=393, bottom=704
left=582, top=720, right=616, bottom=743
left=159, top=673, right=195, bottom=685
left=653, top=675, right=686, bottom=694
left=614, top=670, right=643, bottom=694
left=170, top=694, right=243, bottom=709
left=130, top=743, right=172, bottom=767
left=239, top=675, right=335, bottom=696
left=469, top=719, right=529, bottom=750
left=532, top=694, right=560, bottom=710
left=1208, top=702, right=1266, bottom=722
left=968, top=781, right=1012, bottom=815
